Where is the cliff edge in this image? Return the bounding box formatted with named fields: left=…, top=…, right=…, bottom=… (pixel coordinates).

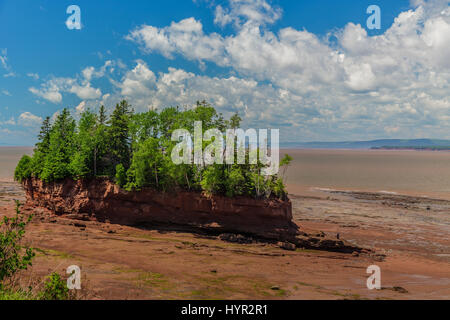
left=22, top=178, right=366, bottom=253
left=23, top=178, right=297, bottom=241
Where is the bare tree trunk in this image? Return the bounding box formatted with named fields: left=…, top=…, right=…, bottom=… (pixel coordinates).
left=155, top=163, right=159, bottom=187
left=94, top=147, right=97, bottom=177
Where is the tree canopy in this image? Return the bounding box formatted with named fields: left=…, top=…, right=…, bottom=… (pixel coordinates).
left=15, top=100, right=291, bottom=200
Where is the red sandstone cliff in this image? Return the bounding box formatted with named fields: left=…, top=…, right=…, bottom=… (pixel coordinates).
left=23, top=178, right=298, bottom=241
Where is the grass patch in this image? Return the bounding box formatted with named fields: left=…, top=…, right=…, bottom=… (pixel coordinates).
left=183, top=274, right=289, bottom=300
left=33, top=248, right=74, bottom=259
left=0, top=289, right=36, bottom=300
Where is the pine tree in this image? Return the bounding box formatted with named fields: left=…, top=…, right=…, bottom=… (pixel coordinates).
left=98, top=105, right=107, bottom=125
left=107, top=100, right=132, bottom=173
left=41, top=109, right=76, bottom=182
left=36, top=116, right=51, bottom=152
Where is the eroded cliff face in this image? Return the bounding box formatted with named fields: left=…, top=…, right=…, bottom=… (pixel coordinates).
left=22, top=178, right=298, bottom=241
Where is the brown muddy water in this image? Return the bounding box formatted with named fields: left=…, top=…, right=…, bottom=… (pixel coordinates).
left=0, top=147, right=33, bottom=181
left=282, top=149, right=450, bottom=200
left=1, top=147, right=450, bottom=200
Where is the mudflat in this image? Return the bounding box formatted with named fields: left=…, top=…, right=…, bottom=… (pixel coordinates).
left=0, top=180, right=448, bottom=300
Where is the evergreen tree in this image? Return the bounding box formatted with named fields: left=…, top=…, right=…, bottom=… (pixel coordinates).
left=107, top=100, right=132, bottom=173
left=98, top=105, right=107, bottom=125
left=36, top=116, right=51, bottom=151
left=40, top=109, right=76, bottom=182
left=70, top=110, right=97, bottom=178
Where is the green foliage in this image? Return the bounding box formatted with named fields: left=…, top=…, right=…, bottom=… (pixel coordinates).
left=40, top=109, right=76, bottom=182
left=38, top=272, right=70, bottom=300
left=15, top=100, right=290, bottom=200
left=0, top=288, right=35, bottom=300
left=0, top=202, right=35, bottom=286
left=14, top=155, right=33, bottom=182
left=201, top=165, right=225, bottom=195
left=107, top=100, right=132, bottom=171
left=224, top=166, right=245, bottom=197
left=115, top=164, right=127, bottom=188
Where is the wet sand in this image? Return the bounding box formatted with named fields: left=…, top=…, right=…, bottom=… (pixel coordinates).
left=0, top=180, right=448, bottom=300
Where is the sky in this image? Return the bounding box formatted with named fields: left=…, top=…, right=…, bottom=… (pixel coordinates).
left=0, top=0, right=449, bottom=146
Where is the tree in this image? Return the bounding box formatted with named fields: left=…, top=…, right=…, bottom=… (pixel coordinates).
left=98, top=105, right=107, bottom=125
left=14, top=155, right=32, bottom=182
left=115, top=164, right=127, bottom=188
left=14, top=100, right=289, bottom=200
left=40, top=109, right=76, bottom=182
left=0, top=202, right=35, bottom=285
left=126, top=137, right=163, bottom=190
left=36, top=116, right=51, bottom=151
left=70, top=110, right=97, bottom=178
left=280, top=154, right=293, bottom=184
left=106, top=100, right=132, bottom=173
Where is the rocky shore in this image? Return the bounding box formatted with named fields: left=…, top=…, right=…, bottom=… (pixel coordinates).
left=22, top=178, right=362, bottom=253
left=1, top=179, right=448, bottom=299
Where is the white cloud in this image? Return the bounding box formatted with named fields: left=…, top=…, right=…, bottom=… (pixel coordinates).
left=0, top=48, right=8, bottom=70
left=24, top=0, right=450, bottom=141
left=69, top=84, right=102, bottom=100
left=29, top=61, right=116, bottom=103
left=214, top=0, right=282, bottom=27
left=123, top=0, right=450, bottom=140
left=29, top=86, right=63, bottom=104
left=0, top=117, right=16, bottom=126
left=126, top=18, right=227, bottom=63
left=3, top=72, right=16, bottom=78
left=27, top=73, right=39, bottom=80
left=18, top=112, right=43, bottom=127
left=75, top=101, right=86, bottom=113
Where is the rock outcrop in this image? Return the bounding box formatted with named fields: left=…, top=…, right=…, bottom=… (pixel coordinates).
left=23, top=178, right=297, bottom=241
left=22, top=178, right=366, bottom=253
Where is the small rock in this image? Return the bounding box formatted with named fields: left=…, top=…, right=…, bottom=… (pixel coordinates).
left=271, top=286, right=280, bottom=291
left=393, top=286, right=408, bottom=294
left=219, top=233, right=252, bottom=244
left=210, top=270, right=217, bottom=273
left=352, top=251, right=360, bottom=257
left=278, top=242, right=296, bottom=251
left=107, top=230, right=116, bottom=234
left=74, top=222, right=86, bottom=228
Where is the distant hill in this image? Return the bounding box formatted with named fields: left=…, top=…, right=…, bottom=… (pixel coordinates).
left=282, top=139, right=450, bottom=150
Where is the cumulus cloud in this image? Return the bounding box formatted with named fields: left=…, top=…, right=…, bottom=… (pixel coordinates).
left=27, top=0, right=450, bottom=141
left=28, top=60, right=117, bottom=103
left=18, top=112, right=43, bottom=127
left=29, top=85, right=63, bottom=104
left=75, top=101, right=87, bottom=113
left=214, top=0, right=282, bottom=27
left=122, top=0, right=450, bottom=140
left=126, top=18, right=227, bottom=63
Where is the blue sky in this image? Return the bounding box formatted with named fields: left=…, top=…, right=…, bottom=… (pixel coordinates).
left=0, top=0, right=449, bottom=145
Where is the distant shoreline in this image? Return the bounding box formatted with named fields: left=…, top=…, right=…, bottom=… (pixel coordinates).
left=371, top=146, right=450, bottom=151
